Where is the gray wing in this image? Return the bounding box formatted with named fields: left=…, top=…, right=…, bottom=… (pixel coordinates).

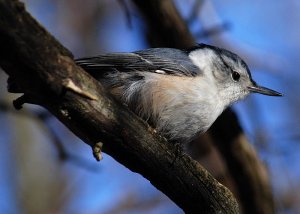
left=75, top=48, right=201, bottom=77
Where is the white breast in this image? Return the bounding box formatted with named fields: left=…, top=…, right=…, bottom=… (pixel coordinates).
left=111, top=72, right=225, bottom=143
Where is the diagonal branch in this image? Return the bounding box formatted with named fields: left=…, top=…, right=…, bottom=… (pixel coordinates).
left=0, top=0, right=239, bottom=213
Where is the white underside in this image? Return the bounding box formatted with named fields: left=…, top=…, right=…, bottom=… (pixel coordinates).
left=104, top=71, right=225, bottom=143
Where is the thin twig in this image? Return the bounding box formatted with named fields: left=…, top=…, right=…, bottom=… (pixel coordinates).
left=117, top=0, right=133, bottom=29
left=195, top=22, right=230, bottom=39
left=0, top=100, right=99, bottom=171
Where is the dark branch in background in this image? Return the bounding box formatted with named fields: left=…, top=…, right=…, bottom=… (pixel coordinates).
left=132, top=0, right=275, bottom=213
left=0, top=0, right=238, bottom=213
left=132, top=0, right=195, bottom=48
left=210, top=109, right=274, bottom=213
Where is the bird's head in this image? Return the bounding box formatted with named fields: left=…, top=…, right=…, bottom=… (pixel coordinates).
left=188, top=44, right=282, bottom=106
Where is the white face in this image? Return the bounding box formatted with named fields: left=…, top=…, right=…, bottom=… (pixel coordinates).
left=189, top=48, right=253, bottom=106
left=214, top=53, right=253, bottom=105
left=189, top=46, right=282, bottom=107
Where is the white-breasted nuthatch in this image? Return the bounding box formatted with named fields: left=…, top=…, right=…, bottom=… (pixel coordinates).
left=76, top=44, right=282, bottom=143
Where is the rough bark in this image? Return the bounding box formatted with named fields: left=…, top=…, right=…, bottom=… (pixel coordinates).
left=0, top=0, right=239, bottom=213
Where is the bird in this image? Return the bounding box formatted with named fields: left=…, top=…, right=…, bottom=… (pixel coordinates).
left=76, top=43, right=282, bottom=143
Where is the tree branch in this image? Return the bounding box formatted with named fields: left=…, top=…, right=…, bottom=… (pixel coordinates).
left=0, top=0, right=239, bottom=213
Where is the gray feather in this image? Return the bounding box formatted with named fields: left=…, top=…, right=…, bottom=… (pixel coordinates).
left=75, top=48, right=201, bottom=77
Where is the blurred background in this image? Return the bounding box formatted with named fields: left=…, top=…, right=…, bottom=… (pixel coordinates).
left=0, top=0, right=298, bottom=213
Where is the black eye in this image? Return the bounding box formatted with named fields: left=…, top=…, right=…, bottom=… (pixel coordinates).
left=231, top=71, right=240, bottom=81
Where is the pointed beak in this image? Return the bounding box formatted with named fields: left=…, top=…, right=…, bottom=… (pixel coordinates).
left=248, top=82, right=282, bottom=96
